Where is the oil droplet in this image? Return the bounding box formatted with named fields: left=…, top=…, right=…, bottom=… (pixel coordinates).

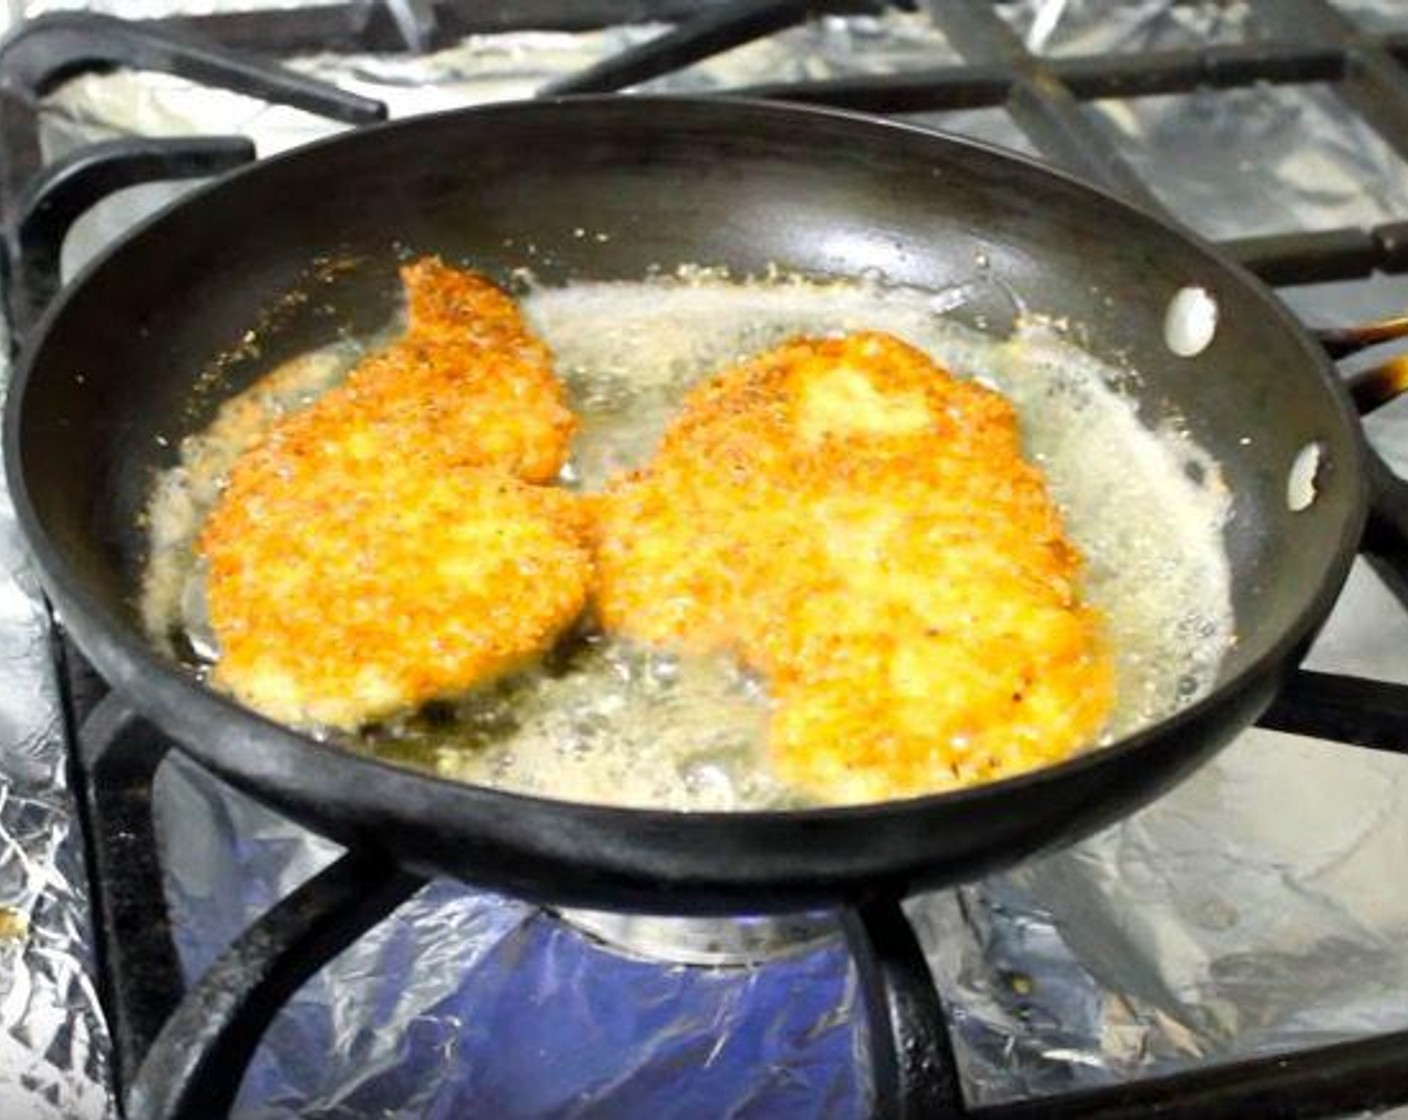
left=928, top=283, right=975, bottom=315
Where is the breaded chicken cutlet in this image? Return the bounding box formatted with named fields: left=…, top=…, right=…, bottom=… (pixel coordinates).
left=304, top=257, right=576, bottom=484
left=199, top=258, right=590, bottom=730
left=594, top=331, right=1114, bottom=804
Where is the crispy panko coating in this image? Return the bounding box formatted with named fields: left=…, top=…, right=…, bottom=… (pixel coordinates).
left=594, top=331, right=1114, bottom=803
left=313, top=257, right=576, bottom=483
left=199, top=259, right=589, bottom=730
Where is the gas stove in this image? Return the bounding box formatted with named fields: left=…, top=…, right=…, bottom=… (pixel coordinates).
left=3, top=2, right=1408, bottom=1118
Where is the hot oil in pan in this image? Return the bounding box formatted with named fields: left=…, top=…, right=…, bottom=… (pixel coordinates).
left=142, top=276, right=1233, bottom=810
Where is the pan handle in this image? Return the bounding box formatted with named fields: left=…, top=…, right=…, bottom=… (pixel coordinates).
left=1309, top=319, right=1408, bottom=415
left=1343, top=355, right=1408, bottom=416
left=1312, top=317, right=1408, bottom=359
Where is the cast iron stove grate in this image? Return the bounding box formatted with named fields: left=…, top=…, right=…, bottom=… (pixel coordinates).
left=3, top=2, right=1408, bottom=1117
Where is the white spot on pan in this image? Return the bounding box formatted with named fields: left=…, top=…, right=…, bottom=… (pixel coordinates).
left=1287, top=442, right=1323, bottom=512
left=1164, top=286, right=1219, bottom=357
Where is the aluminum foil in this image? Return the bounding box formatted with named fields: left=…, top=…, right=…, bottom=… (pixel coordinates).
left=155, top=753, right=864, bottom=1119
left=0, top=350, right=113, bottom=1119
left=4, top=0, right=1408, bottom=1117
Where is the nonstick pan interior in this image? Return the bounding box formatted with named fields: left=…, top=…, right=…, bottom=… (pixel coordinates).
left=4, top=98, right=1365, bottom=910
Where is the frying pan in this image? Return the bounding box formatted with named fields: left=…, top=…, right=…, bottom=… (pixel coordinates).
left=2, top=97, right=1369, bottom=914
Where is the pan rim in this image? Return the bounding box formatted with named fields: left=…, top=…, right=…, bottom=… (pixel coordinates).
left=2, top=94, right=1369, bottom=836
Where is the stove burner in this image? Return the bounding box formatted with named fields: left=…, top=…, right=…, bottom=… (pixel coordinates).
left=557, top=908, right=843, bottom=966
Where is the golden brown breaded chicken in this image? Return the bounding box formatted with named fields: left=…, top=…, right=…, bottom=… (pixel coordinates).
left=317, top=258, right=576, bottom=483
left=594, top=331, right=1114, bottom=804
left=199, top=259, right=589, bottom=730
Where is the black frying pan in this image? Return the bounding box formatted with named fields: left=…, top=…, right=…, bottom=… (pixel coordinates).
left=3, top=97, right=1368, bottom=913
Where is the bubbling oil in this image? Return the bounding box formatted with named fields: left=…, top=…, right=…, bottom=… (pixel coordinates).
left=141, top=275, right=1233, bottom=810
